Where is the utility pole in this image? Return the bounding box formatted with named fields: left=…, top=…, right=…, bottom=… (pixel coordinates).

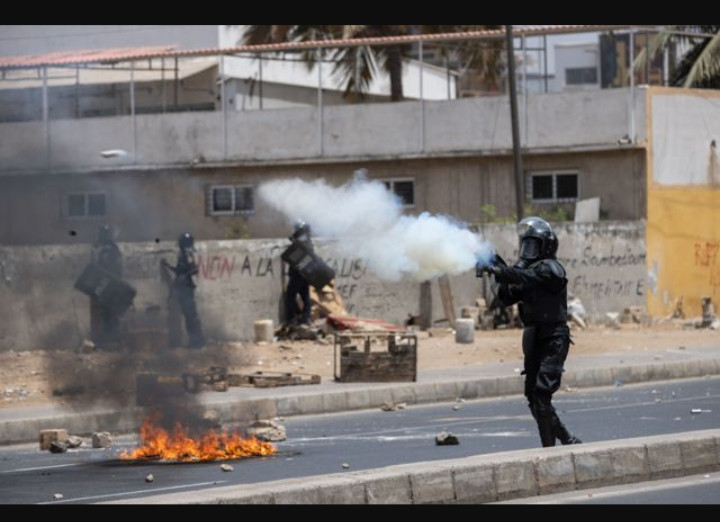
left=506, top=25, right=525, bottom=220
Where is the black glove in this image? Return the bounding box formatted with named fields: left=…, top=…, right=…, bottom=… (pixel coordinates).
left=476, top=262, right=500, bottom=278
left=493, top=253, right=507, bottom=267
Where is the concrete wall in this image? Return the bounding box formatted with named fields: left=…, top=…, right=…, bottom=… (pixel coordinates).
left=0, top=222, right=646, bottom=352
left=0, top=151, right=646, bottom=246
left=647, top=88, right=720, bottom=317
left=0, top=88, right=646, bottom=174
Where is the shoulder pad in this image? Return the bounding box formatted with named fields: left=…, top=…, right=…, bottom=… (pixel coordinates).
left=530, top=259, right=565, bottom=277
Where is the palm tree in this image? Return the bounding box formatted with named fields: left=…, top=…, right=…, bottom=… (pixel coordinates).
left=634, top=25, right=720, bottom=88
left=240, top=25, right=502, bottom=102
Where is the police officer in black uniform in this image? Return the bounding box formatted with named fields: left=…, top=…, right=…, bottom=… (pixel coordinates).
left=285, top=220, right=313, bottom=326
left=90, top=224, right=123, bottom=348
left=162, top=232, right=205, bottom=349
left=480, top=217, right=581, bottom=447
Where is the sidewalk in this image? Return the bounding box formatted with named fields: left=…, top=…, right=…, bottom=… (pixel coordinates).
left=2, top=344, right=719, bottom=446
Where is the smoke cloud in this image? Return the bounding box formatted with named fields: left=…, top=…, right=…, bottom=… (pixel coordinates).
left=258, top=174, right=495, bottom=281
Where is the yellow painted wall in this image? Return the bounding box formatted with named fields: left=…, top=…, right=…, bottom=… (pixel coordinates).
left=647, top=87, right=720, bottom=318
left=647, top=187, right=720, bottom=317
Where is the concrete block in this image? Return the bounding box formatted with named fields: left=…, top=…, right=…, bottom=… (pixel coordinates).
left=275, top=396, right=300, bottom=417
left=368, top=388, right=393, bottom=407
left=611, top=366, right=631, bottom=385
left=434, top=382, right=459, bottom=402
left=592, top=368, right=613, bottom=387
left=452, top=464, right=496, bottom=504
left=494, top=460, right=537, bottom=500
left=253, top=319, right=274, bottom=343
left=683, top=360, right=704, bottom=378
left=665, top=361, right=687, bottom=379
left=476, top=378, right=499, bottom=398
left=365, top=474, right=412, bottom=504
left=410, top=469, right=455, bottom=504
left=391, top=386, right=416, bottom=405
left=535, top=454, right=576, bottom=493
left=316, top=481, right=366, bottom=504
left=273, top=485, right=319, bottom=504
left=296, top=394, right=325, bottom=415
left=574, top=450, right=614, bottom=485
left=456, top=380, right=479, bottom=400
left=627, top=364, right=649, bottom=383
left=679, top=438, right=718, bottom=472
left=414, top=383, right=438, bottom=404
left=647, top=440, right=682, bottom=477
left=323, top=392, right=349, bottom=413
left=455, top=318, right=475, bottom=344
left=572, top=368, right=596, bottom=388
left=91, top=431, right=112, bottom=448
left=39, top=429, right=69, bottom=451
left=610, top=445, right=649, bottom=482
left=561, top=371, right=578, bottom=388
left=218, top=492, right=274, bottom=504
left=345, top=390, right=371, bottom=411
left=496, top=377, right=523, bottom=396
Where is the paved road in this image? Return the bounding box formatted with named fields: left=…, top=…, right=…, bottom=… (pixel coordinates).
left=0, top=376, right=718, bottom=504
left=500, top=471, right=720, bottom=504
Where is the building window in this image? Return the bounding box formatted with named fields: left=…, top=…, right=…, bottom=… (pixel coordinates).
left=528, top=172, right=579, bottom=203
left=207, top=185, right=254, bottom=216
left=382, top=178, right=415, bottom=207
left=565, top=67, right=598, bottom=85
left=66, top=192, right=106, bottom=218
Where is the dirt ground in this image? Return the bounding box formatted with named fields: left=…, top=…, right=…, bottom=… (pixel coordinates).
left=1, top=319, right=718, bottom=410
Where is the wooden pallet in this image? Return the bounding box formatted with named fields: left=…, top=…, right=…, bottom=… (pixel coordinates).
left=228, top=371, right=321, bottom=388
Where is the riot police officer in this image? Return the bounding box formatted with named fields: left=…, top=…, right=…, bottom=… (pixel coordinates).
left=480, top=217, right=581, bottom=447
left=285, top=220, right=313, bottom=326
left=90, top=224, right=123, bottom=348
left=162, top=232, right=205, bottom=349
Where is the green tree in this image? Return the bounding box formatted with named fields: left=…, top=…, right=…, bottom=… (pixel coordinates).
left=240, top=25, right=502, bottom=102
left=634, top=25, right=720, bottom=88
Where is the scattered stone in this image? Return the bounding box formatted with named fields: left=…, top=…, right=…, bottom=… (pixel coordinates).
left=49, top=441, right=68, bottom=453
left=613, top=380, right=623, bottom=387
left=396, top=402, right=407, bottom=410
left=341, top=462, right=350, bottom=469
left=654, top=398, right=662, bottom=403
left=605, top=312, right=621, bottom=330
left=91, top=432, right=113, bottom=448
left=145, top=474, right=154, bottom=483
left=66, top=436, right=83, bottom=449
left=678, top=346, right=686, bottom=350
left=80, top=339, right=96, bottom=354
left=279, top=344, right=293, bottom=351
left=452, top=405, right=461, bottom=411
left=220, top=464, right=234, bottom=472
left=436, top=431, right=459, bottom=445
left=564, top=386, right=576, bottom=393
left=39, top=429, right=69, bottom=451
left=381, top=402, right=398, bottom=412
left=456, top=398, right=466, bottom=403
left=246, top=420, right=286, bottom=442
left=53, top=493, right=63, bottom=500
left=691, top=408, right=712, bottom=414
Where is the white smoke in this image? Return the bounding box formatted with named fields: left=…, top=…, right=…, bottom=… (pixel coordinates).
left=258, top=175, right=495, bottom=282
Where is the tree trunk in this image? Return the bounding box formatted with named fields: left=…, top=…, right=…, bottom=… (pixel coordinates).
left=387, top=45, right=404, bottom=102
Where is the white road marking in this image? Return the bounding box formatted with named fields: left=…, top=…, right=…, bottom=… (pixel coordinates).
left=0, top=463, right=83, bottom=474
left=37, top=480, right=229, bottom=504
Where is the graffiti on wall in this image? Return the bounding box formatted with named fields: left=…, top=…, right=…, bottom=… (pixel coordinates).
left=694, top=241, right=720, bottom=294
left=557, top=243, right=646, bottom=300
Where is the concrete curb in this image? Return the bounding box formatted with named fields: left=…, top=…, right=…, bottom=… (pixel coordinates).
left=105, top=429, right=720, bottom=504
left=2, top=358, right=720, bottom=445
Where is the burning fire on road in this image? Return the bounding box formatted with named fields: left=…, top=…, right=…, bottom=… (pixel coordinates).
left=121, top=416, right=276, bottom=463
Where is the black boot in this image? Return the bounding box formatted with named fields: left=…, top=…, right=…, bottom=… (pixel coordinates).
left=552, top=414, right=582, bottom=445
left=536, top=416, right=556, bottom=447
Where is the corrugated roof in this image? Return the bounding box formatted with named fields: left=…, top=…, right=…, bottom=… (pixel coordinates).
left=0, top=46, right=177, bottom=69
left=0, top=26, right=655, bottom=69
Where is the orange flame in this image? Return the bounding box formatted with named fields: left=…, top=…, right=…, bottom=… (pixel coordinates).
left=121, top=416, right=277, bottom=462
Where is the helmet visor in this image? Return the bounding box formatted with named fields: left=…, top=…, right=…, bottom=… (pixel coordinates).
left=519, top=237, right=541, bottom=261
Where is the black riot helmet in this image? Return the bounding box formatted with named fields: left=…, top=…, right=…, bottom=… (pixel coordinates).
left=517, top=216, right=558, bottom=263
left=178, top=232, right=194, bottom=249
left=96, top=224, right=115, bottom=245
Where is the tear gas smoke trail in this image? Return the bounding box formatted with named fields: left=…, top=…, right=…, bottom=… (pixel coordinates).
left=258, top=175, right=495, bottom=282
